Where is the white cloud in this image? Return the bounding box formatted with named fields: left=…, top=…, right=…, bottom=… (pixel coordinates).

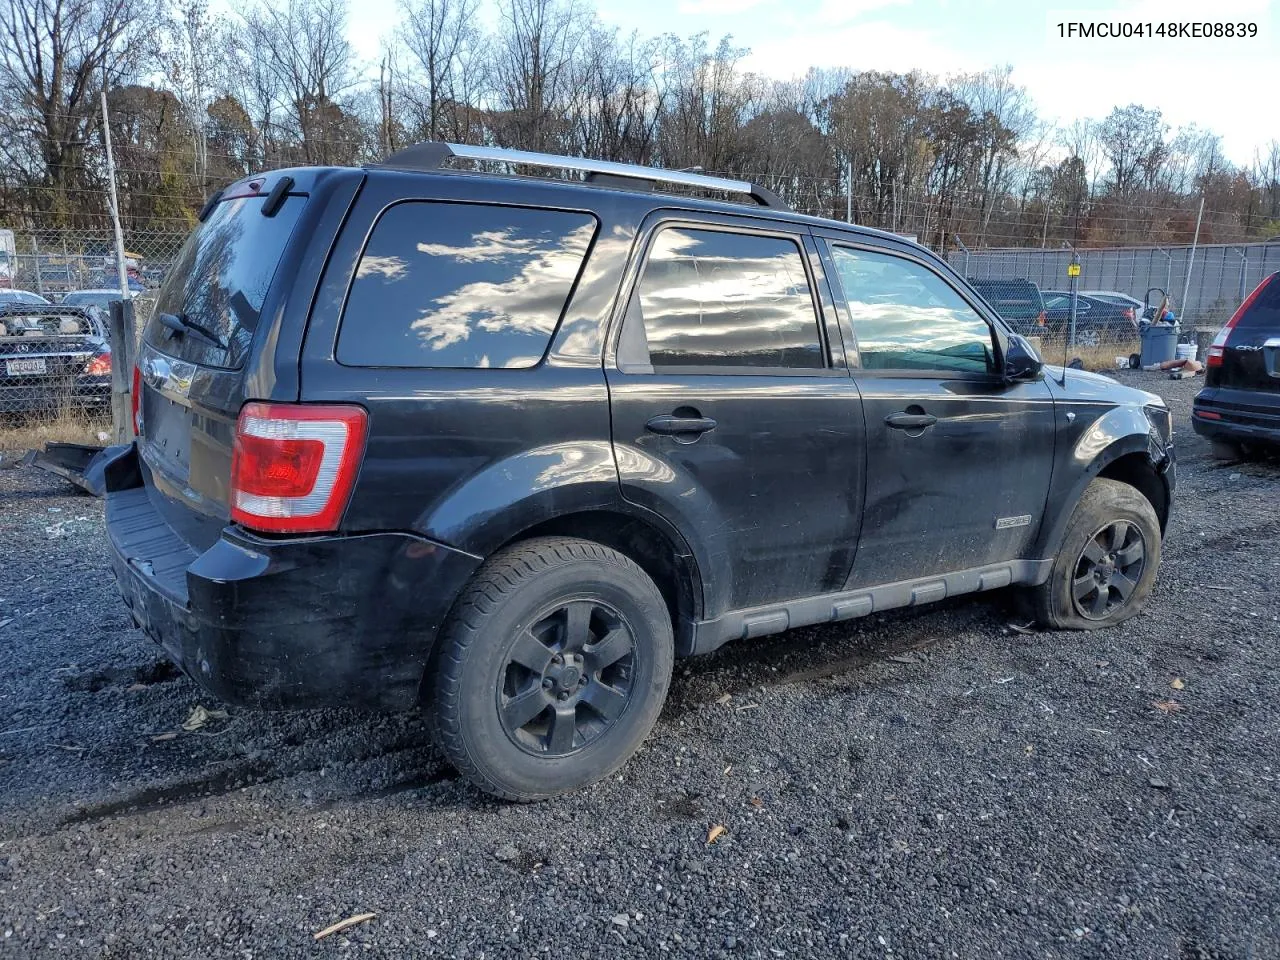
left=744, top=17, right=979, bottom=78
left=676, top=0, right=769, bottom=14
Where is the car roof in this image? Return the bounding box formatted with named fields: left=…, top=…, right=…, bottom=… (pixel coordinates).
left=64, top=289, right=127, bottom=296
left=366, top=165, right=927, bottom=250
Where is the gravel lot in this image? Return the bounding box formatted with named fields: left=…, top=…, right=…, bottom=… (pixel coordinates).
left=1, top=371, right=1278, bottom=959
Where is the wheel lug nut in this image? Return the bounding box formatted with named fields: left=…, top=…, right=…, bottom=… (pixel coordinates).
left=578, top=675, right=588, bottom=686
left=557, top=692, right=569, bottom=701
left=542, top=678, right=553, bottom=689
left=552, top=654, right=563, bottom=665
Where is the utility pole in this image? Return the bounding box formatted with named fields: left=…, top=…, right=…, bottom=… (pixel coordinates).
left=101, top=93, right=129, bottom=301
left=1179, top=195, right=1205, bottom=321
left=846, top=156, right=853, bottom=224
left=101, top=91, right=135, bottom=443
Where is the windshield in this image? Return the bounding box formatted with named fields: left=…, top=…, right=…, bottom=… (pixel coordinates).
left=144, top=193, right=305, bottom=367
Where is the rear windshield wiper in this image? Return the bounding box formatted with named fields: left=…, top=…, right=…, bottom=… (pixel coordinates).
left=158, top=312, right=226, bottom=349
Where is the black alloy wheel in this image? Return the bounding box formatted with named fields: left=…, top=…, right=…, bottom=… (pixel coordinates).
left=1071, top=519, right=1147, bottom=621
left=498, top=599, right=637, bottom=756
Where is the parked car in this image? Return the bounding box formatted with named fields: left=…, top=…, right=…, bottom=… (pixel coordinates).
left=102, top=145, right=1175, bottom=800
left=0, top=289, right=51, bottom=306
left=965, top=278, right=1047, bottom=334
left=1193, top=272, right=1280, bottom=458
left=1041, top=291, right=1139, bottom=345
left=60, top=288, right=133, bottom=316
left=1081, top=290, right=1153, bottom=322
left=0, top=303, right=111, bottom=416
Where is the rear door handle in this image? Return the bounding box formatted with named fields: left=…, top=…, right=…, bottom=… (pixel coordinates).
left=884, top=412, right=938, bottom=430
left=645, top=414, right=718, bottom=436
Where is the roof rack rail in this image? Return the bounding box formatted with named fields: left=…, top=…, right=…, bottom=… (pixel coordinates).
left=375, top=141, right=790, bottom=211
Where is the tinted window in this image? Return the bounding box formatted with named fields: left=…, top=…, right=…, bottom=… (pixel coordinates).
left=146, top=194, right=305, bottom=367
left=834, top=247, right=995, bottom=374
left=630, top=228, right=823, bottom=369
left=338, top=202, right=597, bottom=369
left=1235, top=274, right=1280, bottom=331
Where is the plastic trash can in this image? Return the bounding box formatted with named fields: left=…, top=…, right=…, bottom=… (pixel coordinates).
left=1140, top=323, right=1179, bottom=366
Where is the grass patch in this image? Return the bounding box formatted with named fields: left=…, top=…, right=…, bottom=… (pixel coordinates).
left=1031, top=337, right=1141, bottom=373
left=0, top=410, right=112, bottom=455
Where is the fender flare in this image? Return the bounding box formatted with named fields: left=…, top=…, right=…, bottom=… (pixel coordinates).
left=1034, top=409, right=1172, bottom=559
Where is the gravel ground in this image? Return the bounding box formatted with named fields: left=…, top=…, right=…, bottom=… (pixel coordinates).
left=1, top=371, right=1278, bottom=959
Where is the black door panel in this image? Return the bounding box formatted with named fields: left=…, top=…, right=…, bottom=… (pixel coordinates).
left=606, top=217, right=865, bottom=618
left=847, top=378, right=1055, bottom=587
left=815, top=235, right=1058, bottom=587
left=610, top=375, right=865, bottom=613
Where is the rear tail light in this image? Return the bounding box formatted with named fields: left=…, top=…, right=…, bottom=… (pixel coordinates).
left=83, top=352, right=111, bottom=376
left=131, top=364, right=142, bottom=436
left=1208, top=274, right=1275, bottom=368
left=1036, top=311, right=1046, bottom=326
left=230, top=402, right=368, bottom=534
left=1123, top=307, right=1135, bottom=322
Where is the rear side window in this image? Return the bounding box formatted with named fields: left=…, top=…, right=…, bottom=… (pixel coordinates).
left=1235, top=274, right=1280, bottom=331
left=626, top=227, right=824, bottom=370
left=147, top=194, right=305, bottom=368
left=338, top=202, right=597, bottom=368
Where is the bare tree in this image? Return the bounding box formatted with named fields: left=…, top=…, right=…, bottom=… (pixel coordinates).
left=396, top=0, right=479, bottom=143
left=242, top=0, right=359, bottom=164
left=488, top=0, right=586, bottom=151
left=0, top=0, right=157, bottom=224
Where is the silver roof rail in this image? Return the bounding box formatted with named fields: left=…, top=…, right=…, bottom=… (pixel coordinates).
left=375, top=141, right=790, bottom=211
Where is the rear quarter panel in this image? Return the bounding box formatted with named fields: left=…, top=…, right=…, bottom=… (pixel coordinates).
left=298, top=172, right=652, bottom=557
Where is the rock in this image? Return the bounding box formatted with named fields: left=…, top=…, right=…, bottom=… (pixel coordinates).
left=610, top=914, right=629, bottom=929
left=494, top=844, right=519, bottom=862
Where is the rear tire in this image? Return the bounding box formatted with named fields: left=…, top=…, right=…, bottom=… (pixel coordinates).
left=1030, top=478, right=1161, bottom=631
left=1210, top=439, right=1242, bottom=461
left=430, top=537, right=674, bottom=801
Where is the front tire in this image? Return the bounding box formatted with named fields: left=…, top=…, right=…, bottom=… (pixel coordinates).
left=1030, top=478, right=1161, bottom=630
left=430, top=537, right=674, bottom=801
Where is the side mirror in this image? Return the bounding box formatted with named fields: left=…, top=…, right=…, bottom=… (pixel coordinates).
left=1004, top=334, right=1043, bottom=382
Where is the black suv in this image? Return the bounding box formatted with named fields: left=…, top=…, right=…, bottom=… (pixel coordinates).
left=103, top=144, right=1175, bottom=800
left=1193, top=272, right=1280, bottom=457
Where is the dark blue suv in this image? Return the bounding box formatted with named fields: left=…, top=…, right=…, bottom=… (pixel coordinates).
left=103, top=144, right=1175, bottom=799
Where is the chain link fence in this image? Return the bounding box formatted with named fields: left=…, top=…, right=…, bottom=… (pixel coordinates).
left=1, top=229, right=174, bottom=440
left=948, top=240, right=1280, bottom=329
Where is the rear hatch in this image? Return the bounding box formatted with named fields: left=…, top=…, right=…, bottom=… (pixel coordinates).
left=136, top=178, right=310, bottom=551
left=1207, top=274, right=1280, bottom=394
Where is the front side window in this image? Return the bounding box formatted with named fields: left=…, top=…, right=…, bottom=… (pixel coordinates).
left=628, top=227, right=824, bottom=370
left=832, top=246, right=996, bottom=375
left=339, top=202, right=597, bottom=368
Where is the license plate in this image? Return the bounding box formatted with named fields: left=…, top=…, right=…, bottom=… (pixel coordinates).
left=5, top=357, right=46, bottom=376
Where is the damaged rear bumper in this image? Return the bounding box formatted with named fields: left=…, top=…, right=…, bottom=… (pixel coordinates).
left=102, top=445, right=482, bottom=711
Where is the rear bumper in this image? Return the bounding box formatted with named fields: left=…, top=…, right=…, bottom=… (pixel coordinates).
left=103, top=446, right=481, bottom=711
left=1192, top=387, right=1280, bottom=447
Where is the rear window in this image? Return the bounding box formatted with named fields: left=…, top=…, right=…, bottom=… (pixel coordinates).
left=337, top=201, right=597, bottom=369
left=1235, top=275, right=1280, bottom=331
left=145, top=194, right=305, bottom=367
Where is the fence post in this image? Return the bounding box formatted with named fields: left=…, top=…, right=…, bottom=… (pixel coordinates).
left=1234, top=248, right=1248, bottom=304
left=32, top=236, right=43, bottom=296
left=107, top=299, right=136, bottom=444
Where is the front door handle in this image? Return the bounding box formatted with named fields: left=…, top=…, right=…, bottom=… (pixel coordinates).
left=884, top=412, right=938, bottom=430
left=646, top=414, right=718, bottom=437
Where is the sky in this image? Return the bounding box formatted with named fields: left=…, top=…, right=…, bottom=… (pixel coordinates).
left=345, top=0, right=1279, bottom=166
